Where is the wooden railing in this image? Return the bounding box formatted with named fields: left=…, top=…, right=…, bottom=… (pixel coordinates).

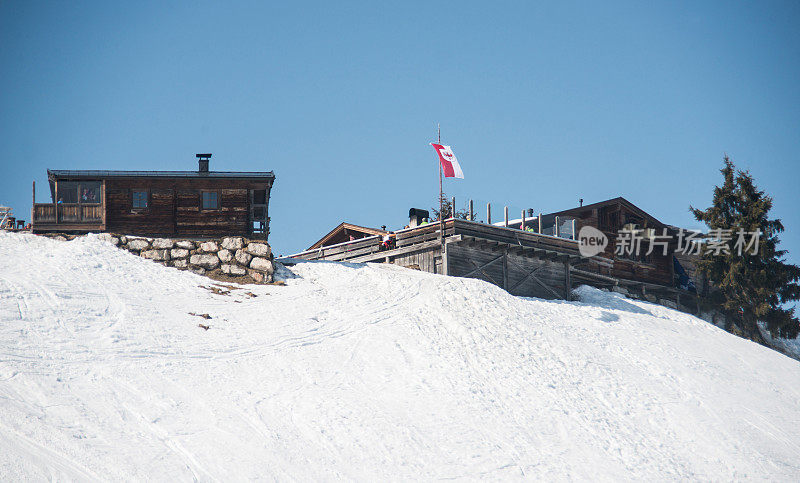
left=33, top=203, right=103, bottom=225
left=80, top=204, right=103, bottom=221
left=450, top=219, right=579, bottom=254
left=289, top=218, right=580, bottom=262
left=33, top=204, right=56, bottom=222
left=291, top=235, right=384, bottom=261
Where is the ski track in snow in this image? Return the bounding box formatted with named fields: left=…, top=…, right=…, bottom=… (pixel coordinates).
left=0, top=231, right=799, bottom=480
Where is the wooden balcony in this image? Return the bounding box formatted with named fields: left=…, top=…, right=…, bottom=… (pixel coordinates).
left=31, top=202, right=105, bottom=233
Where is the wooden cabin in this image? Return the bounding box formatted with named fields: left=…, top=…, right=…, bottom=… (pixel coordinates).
left=291, top=218, right=582, bottom=300
left=545, top=197, right=677, bottom=288
left=290, top=198, right=698, bottom=310
left=31, top=154, right=275, bottom=239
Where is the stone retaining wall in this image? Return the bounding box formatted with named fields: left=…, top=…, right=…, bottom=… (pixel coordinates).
left=43, top=233, right=274, bottom=283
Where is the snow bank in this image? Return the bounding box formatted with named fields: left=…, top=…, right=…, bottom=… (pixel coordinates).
left=1, top=232, right=799, bottom=480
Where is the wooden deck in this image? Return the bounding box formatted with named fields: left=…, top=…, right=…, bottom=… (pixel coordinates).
left=31, top=203, right=105, bottom=233
left=286, top=218, right=699, bottom=311
left=289, top=219, right=582, bottom=300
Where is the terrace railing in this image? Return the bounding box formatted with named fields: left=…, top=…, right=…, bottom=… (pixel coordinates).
left=33, top=202, right=104, bottom=225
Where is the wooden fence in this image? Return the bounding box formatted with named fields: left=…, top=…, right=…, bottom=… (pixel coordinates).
left=33, top=203, right=104, bottom=224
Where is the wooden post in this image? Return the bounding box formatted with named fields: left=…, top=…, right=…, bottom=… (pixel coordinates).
left=31, top=181, right=35, bottom=226
left=555, top=216, right=560, bottom=237
left=538, top=212, right=542, bottom=233
left=442, top=239, right=449, bottom=275
left=101, top=180, right=107, bottom=228
left=487, top=203, right=491, bottom=225
left=521, top=210, right=526, bottom=230
left=469, top=199, right=474, bottom=221
left=173, top=183, right=178, bottom=235
left=669, top=253, right=676, bottom=286
left=451, top=197, right=456, bottom=218
left=565, top=258, right=572, bottom=299
left=503, top=247, right=509, bottom=290
left=571, top=219, right=576, bottom=240
left=54, top=179, right=58, bottom=225
left=504, top=206, right=508, bottom=227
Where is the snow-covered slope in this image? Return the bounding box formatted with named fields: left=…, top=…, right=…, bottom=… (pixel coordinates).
left=1, top=232, right=799, bottom=480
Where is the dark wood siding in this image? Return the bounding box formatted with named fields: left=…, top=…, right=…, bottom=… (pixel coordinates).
left=104, top=177, right=270, bottom=237
left=570, top=204, right=673, bottom=286
left=175, top=187, right=248, bottom=236
left=291, top=219, right=579, bottom=300
left=394, top=249, right=439, bottom=274
left=446, top=245, right=568, bottom=299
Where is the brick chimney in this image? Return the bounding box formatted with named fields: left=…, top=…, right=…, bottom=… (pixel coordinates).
left=196, top=153, right=211, bottom=173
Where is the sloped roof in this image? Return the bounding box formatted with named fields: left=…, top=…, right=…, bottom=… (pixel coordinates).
left=48, top=169, right=274, bottom=179
left=546, top=196, right=667, bottom=228
left=308, top=222, right=387, bottom=250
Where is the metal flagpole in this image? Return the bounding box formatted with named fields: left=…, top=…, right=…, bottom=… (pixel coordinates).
left=438, top=124, right=444, bottom=254
left=438, top=124, right=443, bottom=221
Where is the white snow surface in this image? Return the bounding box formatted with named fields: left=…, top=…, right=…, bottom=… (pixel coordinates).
left=1, top=231, right=799, bottom=481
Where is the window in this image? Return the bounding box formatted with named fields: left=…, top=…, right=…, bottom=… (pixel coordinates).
left=598, top=207, right=620, bottom=231
left=608, top=212, right=619, bottom=230
left=201, top=191, right=218, bottom=210
left=57, top=181, right=103, bottom=203
left=79, top=182, right=101, bottom=204
left=618, top=247, right=653, bottom=265
left=252, top=189, right=267, bottom=205
left=57, top=182, right=79, bottom=203
left=132, top=191, right=148, bottom=209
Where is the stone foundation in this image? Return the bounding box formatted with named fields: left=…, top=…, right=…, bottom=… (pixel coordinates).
left=40, top=233, right=274, bottom=284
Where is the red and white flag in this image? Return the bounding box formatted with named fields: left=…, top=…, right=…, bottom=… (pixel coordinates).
left=430, top=143, right=464, bottom=179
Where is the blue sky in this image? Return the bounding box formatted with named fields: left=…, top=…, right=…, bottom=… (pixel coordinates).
left=1, top=1, right=798, bottom=268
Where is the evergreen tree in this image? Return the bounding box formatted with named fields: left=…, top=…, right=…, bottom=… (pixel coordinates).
left=431, top=194, right=471, bottom=221
left=691, top=156, right=800, bottom=342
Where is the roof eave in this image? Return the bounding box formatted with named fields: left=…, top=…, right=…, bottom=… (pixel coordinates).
left=546, top=196, right=667, bottom=227
left=46, top=170, right=275, bottom=179
left=307, top=222, right=387, bottom=250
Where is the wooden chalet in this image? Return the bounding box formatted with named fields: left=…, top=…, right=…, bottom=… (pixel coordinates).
left=31, top=154, right=274, bottom=239
left=291, top=217, right=582, bottom=300
left=289, top=198, right=699, bottom=311
left=544, top=197, right=677, bottom=287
